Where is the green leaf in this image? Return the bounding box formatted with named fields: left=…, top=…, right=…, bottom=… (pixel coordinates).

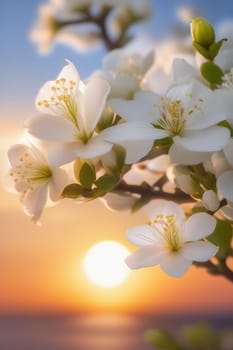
left=207, top=219, right=233, bottom=259
left=95, top=174, right=118, bottom=192
left=131, top=196, right=150, bottom=213
left=191, top=206, right=207, bottom=214
left=79, top=162, right=96, bottom=189
left=182, top=322, right=220, bottom=350
left=144, top=329, right=185, bottom=350
left=62, top=184, right=86, bottom=199
left=192, top=41, right=210, bottom=59
left=201, top=61, right=224, bottom=85
left=209, top=39, right=227, bottom=60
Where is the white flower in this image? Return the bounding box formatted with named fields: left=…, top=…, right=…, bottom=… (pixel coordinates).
left=7, top=143, right=68, bottom=223
left=26, top=61, right=113, bottom=166
left=109, top=80, right=230, bottom=164
left=217, top=139, right=233, bottom=203
left=93, top=48, right=154, bottom=99
left=29, top=3, right=59, bottom=54
left=202, top=190, right=220, bottom=212
left=125, top=201, right=218, bottom=277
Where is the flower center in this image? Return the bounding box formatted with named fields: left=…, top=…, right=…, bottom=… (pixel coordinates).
left=153, top=96, right=203, bottom=136
left=37, top=77, right=78, bottom=126
left=117, top=57, right=141, bottom=77
left=9, top=151, right=52, bottom=194
left=151, top=214, right=181, bottom=251
left=221, top=68, right=233, bottom=89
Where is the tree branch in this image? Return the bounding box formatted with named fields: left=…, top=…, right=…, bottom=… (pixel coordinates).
left=193, top=259, right=233, bottom=283
left=115, top=180, right=192, bottom=203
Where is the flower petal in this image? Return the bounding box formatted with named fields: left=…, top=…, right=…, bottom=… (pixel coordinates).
left=125, top=245, right=165, bottom=269
left=8, top=144, right=30, bottom=167
left=58, top=60, right=80, bottom=85
left=180, top=241, right=218, bottom=262
left=23, top=183, right=48, bottom=223
left=217, top=170, right=233, bottom=202
left=75, top=136, right=112, bottom=159
left=174, top=126, right=230, bottom=152
left=118, top=139, right=154, bottom=163
left=27, top=114, right=77, bottom=142
left=126, top=225, right=157, bottom=246
left=79, top=77, right=110, bottom=133
left=145, top=200, right=185, bottom=223
left=109, top=91, right=161, bottom=123
left=224, top=139, right=233, bottom=167
left=36, top=61, right=79, bottom=115
left=183, top=213, right=216, bottom=241
left=101, top=122, right=167, bottom=142
left=47, top=142, right=80, bottom=166
left=160, top=253, right=192, bottom=277
left=169, top=143, right=211, bottom=165
left=49, top=167, right=69, bottom=201
left=172, top=58, right=197, bottom=83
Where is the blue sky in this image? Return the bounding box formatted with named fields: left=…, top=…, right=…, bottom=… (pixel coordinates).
left=1, top=0, right=233, bottom=119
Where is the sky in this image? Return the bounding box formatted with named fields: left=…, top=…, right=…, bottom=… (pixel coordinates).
left=0, top=0, right=233, bottom=316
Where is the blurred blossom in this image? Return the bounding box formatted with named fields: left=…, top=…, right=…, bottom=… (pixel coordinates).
left=29, top=3, right=60, bottom=54
left=176, top=5, right=200, bottom=24
left=93, top=48, right=154, bottom=99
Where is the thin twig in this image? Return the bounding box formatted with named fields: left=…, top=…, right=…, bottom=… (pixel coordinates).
left=115, top=180, right=192, bottom=203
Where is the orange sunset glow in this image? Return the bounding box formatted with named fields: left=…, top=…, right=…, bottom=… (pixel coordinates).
left=0, top=121, right=232, bottom=317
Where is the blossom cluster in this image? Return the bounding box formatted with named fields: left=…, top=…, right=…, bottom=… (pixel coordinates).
left=6, top=13, right=233, bottom=279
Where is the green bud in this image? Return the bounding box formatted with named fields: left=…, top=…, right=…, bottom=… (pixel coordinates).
left=191, top=17, right=215, bottom=47
left=201, top=61, right=223, bottom=85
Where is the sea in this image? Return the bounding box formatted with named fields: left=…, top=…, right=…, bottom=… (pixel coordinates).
left=0, top=313, right=232, bottom=350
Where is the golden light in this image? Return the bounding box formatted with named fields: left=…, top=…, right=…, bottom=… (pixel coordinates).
left=83, top=241, right=130, bottom=288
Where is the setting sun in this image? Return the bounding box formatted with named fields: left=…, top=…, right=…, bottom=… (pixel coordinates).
left=83, top=241, right=130, bottom=288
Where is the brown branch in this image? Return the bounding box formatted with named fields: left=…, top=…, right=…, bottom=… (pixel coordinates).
left=193, top=259, right=233, bottom=283
left=115, top=180, right=192, bottom=203
left=56, top=8, right=125, bottom=51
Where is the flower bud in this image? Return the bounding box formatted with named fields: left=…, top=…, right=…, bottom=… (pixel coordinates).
left=191, top=17, right=215, bottom=47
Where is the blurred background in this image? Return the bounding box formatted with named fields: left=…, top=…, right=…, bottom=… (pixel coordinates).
left=0, top=1, right=233, bottom=349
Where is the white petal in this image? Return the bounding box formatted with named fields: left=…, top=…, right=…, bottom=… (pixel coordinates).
left=79, top=77, right=110, bottom=133
left=48, top=137, right=112, bottom=166
left=217, top=170, right=233, bottom=202
left=109, top=91, right=161, bottom=123
left=125, top=245, right=164, bottom=269
left=103, top=49, right=124, bottom=70
left=27, top=114, right=77, bottom=142
left=180, top=241, right=218, bottom=262
left=101, top=122, right=167, bottom=142
left=174, top=126, right=230, bottom=152
left=8, top=144, right=30, bottom=167
left=35, top=61, right=79, bottom=115
left=160, top=253, right=192, bottom=277
left=108, top=73, right=139, bottom=99
left=58, top=60, right=80, bottom=85
left=48, top=142, right=80, bottom=166
left=169, top=143, right=211, bottom=165
left=172, top=58, right=197, bottom=83
left=49, top=167, right=69, bottom=201
left=119, top=139, right=154, bottom=163
left=183, top=213, right=216, bottom=241
left=74, top=136, right=112, bottom=159
left=224, top=139, right=233, bottom=167
left=186, top=89, right=230, bottom=130
left=145, top=200, right=185, bottom=222
left=23, top=184, right=48, bottom=223
left=202, top=190, right=220, bottom=211
left=126, top=225, right=157, bottom=246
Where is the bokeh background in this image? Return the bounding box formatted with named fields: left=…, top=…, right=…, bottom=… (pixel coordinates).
left=0, top=1, right=233, bottom=349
